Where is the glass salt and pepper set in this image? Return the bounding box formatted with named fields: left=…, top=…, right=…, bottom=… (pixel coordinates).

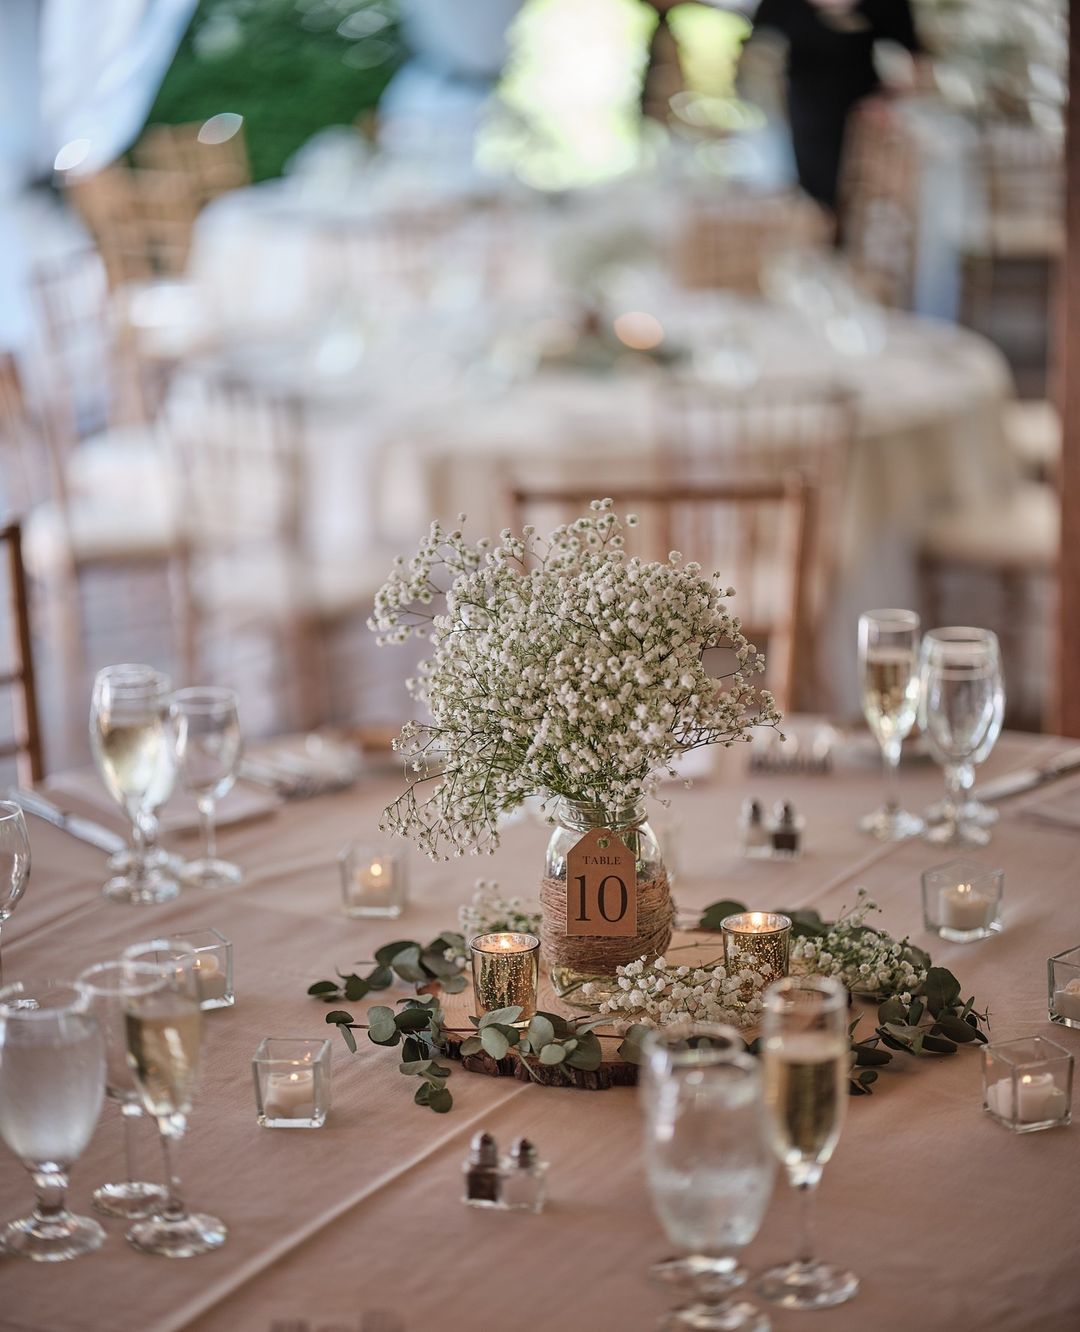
left=463, top=1131, right=548, bottom=1212
left=739, top=798, right=803, bottom=859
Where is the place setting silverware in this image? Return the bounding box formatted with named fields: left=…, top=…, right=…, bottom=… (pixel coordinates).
left=6, top=787, right=127, bottom=855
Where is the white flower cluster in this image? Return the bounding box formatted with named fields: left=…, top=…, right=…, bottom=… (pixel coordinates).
left=369, top=500, right=781, bottom=859
left=457, top=880, right=541, bottom=940
left=790, top=890, right=927, bottom=998
left=579, top=951, right=772, bottom=1032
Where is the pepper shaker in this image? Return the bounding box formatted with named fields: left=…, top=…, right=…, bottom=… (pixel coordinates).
left=770, top=801, right=802, bottom=858
left=463, top=1131, right=501, bottom=1208
left=500, top=1137, right=548, bottom=1213
left=740, top=798, right=770, bottom=858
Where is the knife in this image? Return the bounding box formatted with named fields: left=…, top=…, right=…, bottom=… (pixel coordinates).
left=973, top=747, right=1080, bottom=803
left=7, top=788, right=127, bottom=855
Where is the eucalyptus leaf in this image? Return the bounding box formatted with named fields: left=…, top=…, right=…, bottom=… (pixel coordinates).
left=933, top=1013, right=980, bottom=1043
left=526, top=1015, right=555, bottom=1050
left=480, top=1026, right=510, bottom=1060
left=853, top=1043, right=892, bottom=1067
left=344, top=974, right=370, bottom=1002
left=395, top=1008, right=433, bottom=1032
left=538, top=1043, right=566, bottom=1065
left=920, top=1033, right=958, bottom=1054
left=459, top=1036, right=483, bottom=1057
left=428, top=1087, right=453, bottom=1113
left=616, top=1024, right=652, bottom=1066
left=390, top=946, right=427, bottom=983
left=324, top=1010, right=354, bottom=1026
left=566, top=1033, right=603, bottom=1071
left=307, top=980, right=339, bottom=996
left=699, top=899, right=748, bottom=931
left=441, top=974, right=468, bottom=994
left=478, top=1006, right=523, bottom=1030
left=414, top=1082, right=431, bottom=1106
left=375, top=940, right=416, bottom=967
left=921, top=967, right=962, bottom=1016
left=339, top=1024, right=357, bottom=1054
left=401, top=1036, right=424, bottom=1063
left=367, top=1006, right=399, bottom=1045
left=366, top=965, right=395, bottom=990
left=399, top=1059, right=434, bottom=1075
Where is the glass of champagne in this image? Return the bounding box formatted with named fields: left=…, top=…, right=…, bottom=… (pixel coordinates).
left=920, top=631, right=1001, bottom=847
left=170, top=687, right=243, bottom=889
left=120, top=938, right=227, bottom=1257
left=757, top=975, right=857, bottom=1310
left=642, top=1024, right=775, bottom=1331
left=0, top=800, right=30, bottom=987
left=857, top=610, right=923, bottom=840
left=90, top=664, right=179, bottom=905
left=921, top=628, right=1005, bottom=836
left=76, top=961, right=168, bottom=1219
left=0, top=981, right=106, bottom=1261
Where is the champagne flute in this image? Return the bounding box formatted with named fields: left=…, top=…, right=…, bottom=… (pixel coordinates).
left=76, top=961, right=168, bottom=1219
left=120, top=938, right=227, bottom=1257
left=170, top=687, right=243, bottom=889
left=757, top=975, right=857, bottom=1310
left=642, top=1023, right=774, bottom=1331
left=0, top=800, right=30, bottom=987
left=857, top=610, right=923, bottom=840
left=921, top=628, right=1005, bottom=833
left=90, top=664, right=179, bottom=905
left=919, top=632, right=1001, bottom=847
left=0, top=981, right=106, bottom=1261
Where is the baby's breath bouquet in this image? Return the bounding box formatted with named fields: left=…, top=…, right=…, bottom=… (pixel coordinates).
left=369, top=499, right=781, bottom=860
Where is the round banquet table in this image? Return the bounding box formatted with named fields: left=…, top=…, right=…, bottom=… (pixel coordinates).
left=4, top=726, right=1080, bottom=1331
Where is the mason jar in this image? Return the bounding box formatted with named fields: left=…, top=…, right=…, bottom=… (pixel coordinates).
left=542, top=797, right=671, bottom=1001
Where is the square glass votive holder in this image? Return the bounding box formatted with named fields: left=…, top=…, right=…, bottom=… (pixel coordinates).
left=252, top=1038, right=331, bottom=1128
left=470, top=933, right=540, bottom=1025
left=720, top=912, right=792, bottom=978
left=1048, top=945, right=1080, bottom=1029
left=982, top=1036, right=1072, bottom=1133
left=339, top=842, right=408, bottom=918
left=171, top=927, right=234, bottom=1010
left=921, top=859, right=1003, bottom=942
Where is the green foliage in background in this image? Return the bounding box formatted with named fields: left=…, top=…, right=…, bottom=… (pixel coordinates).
left=144, top=0, right=405, bottom=181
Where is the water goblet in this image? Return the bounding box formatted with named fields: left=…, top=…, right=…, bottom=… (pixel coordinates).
left=857, top=610, right=923, bottom=839
left=0, top=800, right=30, bottom=986
left=170, top=687, right=243, bottom=889
left=121, top=938, right=227, bottom=1256
left=90, top=664, right=178, bottom=904
left=641, top=1023, right=774, bottom=1330
left=76, top=961, right=169, bottom=1219
left=756, top=976, right=857, bottom=1310
left=0, top=981, right=107, bottom=1260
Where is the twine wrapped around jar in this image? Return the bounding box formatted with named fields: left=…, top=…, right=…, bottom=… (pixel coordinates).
left=539, top=871, right=674, bottom=978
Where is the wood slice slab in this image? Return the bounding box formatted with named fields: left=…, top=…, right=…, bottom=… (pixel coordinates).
left=440, top=929, right=727, bottom=1090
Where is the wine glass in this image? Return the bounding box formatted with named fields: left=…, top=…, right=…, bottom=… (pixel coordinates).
left=76, top=961, right=168, bottom=1220
left=170, top=687, right=243, bottom=889
left=120, top=938, right=227, bottom=1257
left=921, top=628, right=1005, bottom=834
left=90, top=664, right=179, bottom=905
left=919, top=631, right=1002, bottom=847
left=0, top=981, right=106, bottom=1260
left=756, top=975, right=857, bottom=1310
left=642, top=1023, right=774, bottom=1331
left=0, top=801, right=30, bottom=986
left=857, top=610, right=923, bottom=840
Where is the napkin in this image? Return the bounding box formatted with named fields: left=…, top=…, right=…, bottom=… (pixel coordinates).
left=48, top=768, right=282, bottom=836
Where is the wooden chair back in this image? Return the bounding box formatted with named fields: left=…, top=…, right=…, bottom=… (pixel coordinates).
left=0, top=520, right=44, bottom=782
left=65, top=165, right=195, bottom=286
left=133, top=121, right=250, bottom=208
left=675, top=192, right=830, bottom=293
left=508, top=479, right=812, bottom=715
left=980, top=122, right=1064, bottom=255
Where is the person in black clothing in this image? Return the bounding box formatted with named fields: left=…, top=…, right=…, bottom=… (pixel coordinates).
left=751, top=0, right=923, bottom=211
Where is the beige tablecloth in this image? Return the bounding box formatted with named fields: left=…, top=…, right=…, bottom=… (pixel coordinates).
left=4, top=730, right=1080, bottom=1332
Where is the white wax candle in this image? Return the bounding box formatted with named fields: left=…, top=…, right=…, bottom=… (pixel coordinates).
left=987, top=1073, right=1067, bottom=1123
left=193, top=953, right=229, bottom=1003
left=938, top=883, right=994, bottom=933
left=263, top=1068, right=316, bottom=1119
left=1053, top=978, right=1080, bottom=1021
left=358, top=859, right=393, bottom=896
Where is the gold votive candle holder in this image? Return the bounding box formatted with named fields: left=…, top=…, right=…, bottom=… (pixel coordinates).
left=470, top=932, right=540, bottom=1025
left=721, top=912, right=792, bottom=978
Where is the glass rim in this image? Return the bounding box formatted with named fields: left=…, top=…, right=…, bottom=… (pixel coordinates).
left=0, top=980, right=89, bottom=1017
left=76, top=960, right=171, bottom=998
left=338, top=842, right=406, bottom=863
left=469, top=931, right=540, bottom=954
left=0, top=800, right=27, bottom=824
left=252, top=1036, right=331, bottom=1064
left=170, top=686, right=240, bottom=714
left=170, top=926, right=230, bottom=951
left=983, top=1034, right=1071, bottom=1065
left=720, top=911, right=792, bottom=936
left=763, top=973, right=847, bottom=1012
left=121, top=937, right=200, bottom=965
left=859, top=608, right=920, bottom=629
left=93, top=662, right=172, bottom=692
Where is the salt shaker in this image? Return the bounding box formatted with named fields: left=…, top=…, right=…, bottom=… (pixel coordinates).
left=500, top=1137, right=548, bottom=1213
left=463, top=1131, right=501, bottom=1208
left=739, top=798, right=770, bottom=858
left=770, top=801, right=802, bottom=858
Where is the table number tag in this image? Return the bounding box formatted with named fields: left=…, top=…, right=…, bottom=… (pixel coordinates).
left=565, top=828, right=637, bottom=937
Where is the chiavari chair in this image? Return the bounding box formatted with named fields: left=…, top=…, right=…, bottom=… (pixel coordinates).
left=674, top=192, right=830, bottom=294
left=0, top=520, right=44, bottom=782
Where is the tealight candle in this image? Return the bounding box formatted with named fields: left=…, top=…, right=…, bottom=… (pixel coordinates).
left=1049, top=946, right=1080, bottom=1029
left=1054, top=979, right=1080, bottom=1022
left=171, top=927, right=234, bottom=1009
left=720, top=912, right=792, bottom=978
left=192, top=953, right=228, bottom=1004
left=339, top=843, right=407, bottom=918
left=938, top=883, right=995, bottom=934
left=470, top=932, right=540, bottom=1024
left=252, top=1038, right=332, bottom=1128
left=982, top=1035, right=1072, bottom=1134
left=922, top=861, right=1003, bottom=942
left=986, top=1074, right=1068, bottom=1124
left=263, top=1069, right=316, bottom=1119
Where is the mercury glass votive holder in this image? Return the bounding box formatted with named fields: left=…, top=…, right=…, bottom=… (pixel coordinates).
left=921, top=860, right=1003, bottom=942
left=982, top=1036, right=1072, bottom=1133
left=1048, top=946, right=1080, bottom=1029
left=171, top=927, right=234, bottom=1010
left=720, top=912, right=792, bottom=978
left=252, top=1038, right=332, bottom=1128
left=339, top=842, right=408, bottom=918
left=470, top=933, right=540, bottom=1025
